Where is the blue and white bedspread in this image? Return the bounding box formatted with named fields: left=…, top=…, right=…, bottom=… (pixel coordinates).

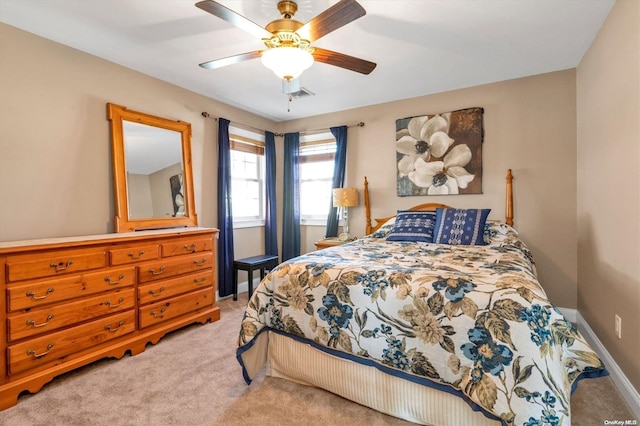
left=237, top=224, right=607, bottom=426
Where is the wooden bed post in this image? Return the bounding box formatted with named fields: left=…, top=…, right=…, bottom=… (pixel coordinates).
left=364, top=176, right=372, bottom=235
left=506, top=169, right=514, bottom=226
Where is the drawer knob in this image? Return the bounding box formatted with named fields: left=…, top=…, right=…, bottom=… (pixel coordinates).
left=149, top=266, right=165, bottom=276
left=150, top=304, right=169, bottom=319
left=104, top=297, right=125, bottom=308
left=27, top=343, right=55, bottom=359
left=50, top=259, right=73, bottom=272
left=26, top=287, right=55, bottom=301
left=104, top=274, right=125, bottom=285
left=149, top=287, right=165, bottom=297
left=194, top=277, right=207, bottom=285
left=26, top=314, right=55, bottom=328
left=104, top=320, right=125, bottom=332
left=127, top=250, right=145, bottom=259
left=184, top=243, right=197, bottom=252
left=193, top=259, right=207, bottom=267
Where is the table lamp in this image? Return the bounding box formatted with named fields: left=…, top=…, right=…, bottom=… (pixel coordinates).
left=332, top=187, right=358, bottom=241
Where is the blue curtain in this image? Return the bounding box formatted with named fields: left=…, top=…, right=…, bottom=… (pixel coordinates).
left=264, top=131, right=278, bottom=258
left=282, top=132, right=300, bottom=261
left=325, top=125, right=348, bottom=237
left=217, top=118, right=235, bottom=297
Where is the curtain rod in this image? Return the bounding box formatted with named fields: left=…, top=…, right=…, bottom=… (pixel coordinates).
left=274, top=122, right=365, bottom=137
left=201, top=111, right=364, bottom=137
left=201, top=112, right=269, bottom=135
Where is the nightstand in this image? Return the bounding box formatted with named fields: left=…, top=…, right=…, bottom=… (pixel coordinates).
left=315, top=237, right=355, bottom=250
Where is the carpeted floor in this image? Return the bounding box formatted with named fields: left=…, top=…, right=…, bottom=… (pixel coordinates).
left=0, top=297, right=635, bottom=426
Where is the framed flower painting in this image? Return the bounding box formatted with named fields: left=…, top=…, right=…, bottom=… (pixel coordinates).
left=396, top=107, right=483, bottom=196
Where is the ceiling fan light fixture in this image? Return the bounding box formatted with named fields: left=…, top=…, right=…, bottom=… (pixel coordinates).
left=261, top=47, right=314, bottom=81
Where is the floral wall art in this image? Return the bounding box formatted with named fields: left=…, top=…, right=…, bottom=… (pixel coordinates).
left=396, top=107, right=483, bottom=196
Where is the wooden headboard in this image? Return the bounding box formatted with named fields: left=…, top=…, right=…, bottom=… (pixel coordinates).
left=364, top=169, right=514, bottom=234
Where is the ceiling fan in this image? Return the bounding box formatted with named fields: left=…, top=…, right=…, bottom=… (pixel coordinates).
left=195, top=0, right=377, bottom=81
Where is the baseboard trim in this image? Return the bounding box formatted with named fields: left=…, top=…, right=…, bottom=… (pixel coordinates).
left=574, top=310, right=640, bottom=419
left=217, top=278, right=261, bottom=301
left=557, top=307, right=577, bottom=323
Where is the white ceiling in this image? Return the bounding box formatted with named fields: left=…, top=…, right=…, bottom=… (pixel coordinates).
left=0, top=0, right=614, bottom=122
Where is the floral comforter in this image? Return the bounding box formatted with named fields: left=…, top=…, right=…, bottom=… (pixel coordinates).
left=237, top=224, right=606, bottom=426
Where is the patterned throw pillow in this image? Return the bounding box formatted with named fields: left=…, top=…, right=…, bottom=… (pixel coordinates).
left=483, top=222, right=517, bottom=244
left=386, top=210, right=437, bottom=243
left=368, top=217, right=396, bottom=238
left=433, top=208, right=491, bottom=245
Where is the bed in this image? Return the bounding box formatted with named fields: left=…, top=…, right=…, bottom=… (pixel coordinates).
left=236, top=170, right=607, bottom=426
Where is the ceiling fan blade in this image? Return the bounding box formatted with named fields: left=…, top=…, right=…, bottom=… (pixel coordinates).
left=297, top=0, right=366, bottom=42
left=196, top=0, right=273, bottom=40
left=199, top=51, right=263, bottom=70
left=312, top=47, right=376, bottom=75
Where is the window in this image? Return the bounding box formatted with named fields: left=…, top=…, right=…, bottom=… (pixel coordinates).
left=299, top=133, right=336, bottom=225
left=230, top=130, right=265, bottom=227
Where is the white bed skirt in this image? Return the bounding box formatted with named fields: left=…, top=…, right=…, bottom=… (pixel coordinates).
left=266, top=331, right=500, bottom=426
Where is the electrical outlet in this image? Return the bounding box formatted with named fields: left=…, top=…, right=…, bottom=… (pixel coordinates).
left=615, top=315, right=622, bottom=339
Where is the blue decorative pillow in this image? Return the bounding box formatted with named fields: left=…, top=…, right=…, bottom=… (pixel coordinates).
left=386, top=210, right=437, bottom=243
left=433, top=208, right=491, bottom=245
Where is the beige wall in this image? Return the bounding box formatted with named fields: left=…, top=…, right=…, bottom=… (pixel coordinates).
left=577, top=0, right=640, bottom=392
left=284, top=69, right=579, bottom=308
left=0, top=22, right=277, bottom=247
left=127, top=173, right=154, bottom=218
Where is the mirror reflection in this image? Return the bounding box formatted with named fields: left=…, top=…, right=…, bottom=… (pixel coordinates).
left=123, top=121, right=184, bottom=219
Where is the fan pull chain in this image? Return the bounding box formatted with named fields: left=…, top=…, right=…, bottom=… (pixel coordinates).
left=287, top=78, right=292, bottom=112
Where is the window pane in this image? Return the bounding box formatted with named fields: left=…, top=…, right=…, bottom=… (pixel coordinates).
left=300, top=161, right=334, bottom=180
left=299, top=138, right=336, bottom=223
left=231, top=151, right=258, bottom=180
left=300, top=179, right=332, bottom=217
left=232, top=179, right=260, bottom=218
left=230, top=147, right=264, bottom=221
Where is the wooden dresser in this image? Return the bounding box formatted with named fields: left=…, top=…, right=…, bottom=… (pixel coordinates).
left=0, top=227, right=219, bottom=410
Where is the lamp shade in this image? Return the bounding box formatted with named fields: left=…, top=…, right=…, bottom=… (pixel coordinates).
left=261, top=47, right=314, bottom=81
left=333, top=187, right=358, bottom=207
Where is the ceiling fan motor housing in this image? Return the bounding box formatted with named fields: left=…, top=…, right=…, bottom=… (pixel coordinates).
left=265, top=19, right=304, bottom=37
left=265, top=0, right=307, bottom=50
left=277, top=0, right=298, bottom=18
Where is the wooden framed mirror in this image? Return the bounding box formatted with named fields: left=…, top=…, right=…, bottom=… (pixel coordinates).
left=107, top=103, right=198, bottom=232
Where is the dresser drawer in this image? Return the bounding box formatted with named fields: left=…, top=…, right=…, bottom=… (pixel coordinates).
left=161, top=236, right=213, bottom=258
left=6, top=248, right=108, bottom=282
left=138, top=287, right=213, bottom=329
left=138, top=272, right=213, bottom=305
left=8, top=288, right=136, bottom=342
left=7, top=266, right=136, bottom=312
left=8, top=310, right=135, bottom=375
left=110, top=244, right=159, bottom=265
left=138, top=252, right=213, bottom=283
